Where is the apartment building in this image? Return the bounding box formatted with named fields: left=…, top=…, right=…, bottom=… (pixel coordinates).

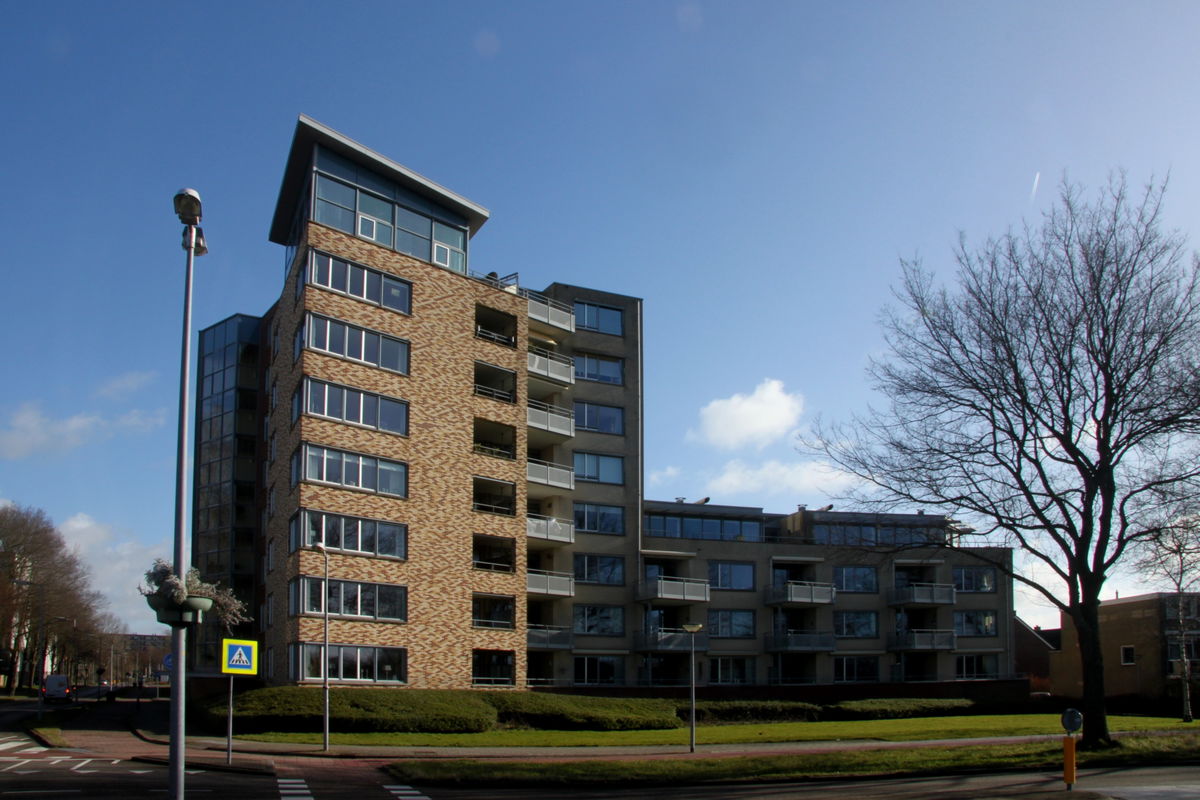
left=192, top=115, right=1017, bottom=694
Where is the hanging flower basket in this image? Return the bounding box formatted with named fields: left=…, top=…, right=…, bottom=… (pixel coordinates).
left=146, top=592, right=214, bottom=627
left=140, top=558, right=248, bottom=630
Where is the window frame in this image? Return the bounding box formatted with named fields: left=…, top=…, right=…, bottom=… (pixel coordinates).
left=833, top=565, right=879, bottom=593
left=574, top=301, right=624, bottom=335
left=834, top=610, right=879, bottom=638
left=573, top=553, right=625, bottom=585
left=708, top=561, right=755, bottom=591
left=573, top=451, right=624, bottom=484
left=574, top=401, right=625, bottom=434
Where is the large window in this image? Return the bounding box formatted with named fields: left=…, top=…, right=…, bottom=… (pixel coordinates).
left=574, top=452, right=624, bottom=484
left=954, top=610, right=997, bottom=637
left=574, top=554, right=625, bottom=585
left=708, top=561, right=754, bottom=590
left=834, top=610, right=878, bottom=638
left=294, top=576, right=406, bottom=621
left=575, top=301, right=623, bottom=335
left=472, top=594, right=515, bottom=629
left=573, top=605, right=625, bottom=635
left=574, top=503, right=624, bottom=535
left=711, top=656, right=754, bottom=685
left=708, top=609, right=755, bottom=638
left=291, top=509, right=406, bottom=559
left=833, top=566, right=878, bottom=593
left=302, top=313, right=409, bottom=374
left=644, top=514, right=762, bottom=542
left=834, top=655, right=879, bottom=682
left=472, top=650, right=514, bottom=686
left=574, top=401, right=624, bottom=434
left=953, top=566, right=996, bottom=592
left=574, top=655, right=623, bottom=685
left=299, top=643, right=406, bottom=683
left=299, top=378, right=408, bottom=435
left=575, top=353, right=623, bottom=384
left=811, top=523, right=944, bottom=546
left=956, top=654, right=998, bottom=679
left=293, top=443, right=408, bottom=497
left=308, top=251, right=411, bottom=314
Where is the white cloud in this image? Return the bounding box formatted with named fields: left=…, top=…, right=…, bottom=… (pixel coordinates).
left=95, top=371, right=156, bottom=400
left=688, top=379, right=804, bottom=451
left=59, top=513, right=168, bottom=634
left=706, top=458, right=859, bottom=498
left=0, top=403, right=166, bottom=460
left=649, top=466, right=681, bottom=485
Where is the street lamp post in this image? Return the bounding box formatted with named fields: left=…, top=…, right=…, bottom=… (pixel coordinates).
left=316, top=542, right=330, bottom=751
left=681, top=622, right=703, bottom=753
left=169, top=189, right=206, bottom=800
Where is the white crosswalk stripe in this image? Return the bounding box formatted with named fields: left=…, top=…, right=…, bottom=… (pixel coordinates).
left=385, top=785, right=431, bottom=799
left=278, top=777, right=313, bottom=798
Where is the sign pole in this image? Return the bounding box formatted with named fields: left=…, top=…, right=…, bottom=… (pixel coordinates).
left=226, top=674, right=233, bottom=765
left=219, top=638, right=258, bottom=767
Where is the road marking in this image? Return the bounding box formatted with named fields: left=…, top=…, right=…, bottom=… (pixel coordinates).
left=385, top=786, right=431, bottom=799
left=1, top=759, right=34, bottom=772
left=277, top=777, right=313, bottom=798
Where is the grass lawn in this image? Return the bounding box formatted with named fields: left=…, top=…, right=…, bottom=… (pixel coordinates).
left=242, top=713, right=1189, bottom=748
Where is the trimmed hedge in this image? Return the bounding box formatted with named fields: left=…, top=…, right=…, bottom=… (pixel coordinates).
left=827, top=698, right=975, bottom=720
left=686, top=700, right=822, bottom=724
left=482, top=692, right=682, bottom=730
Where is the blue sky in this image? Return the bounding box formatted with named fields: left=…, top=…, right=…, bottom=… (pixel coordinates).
left=3, top=1, right=1199, bottom=633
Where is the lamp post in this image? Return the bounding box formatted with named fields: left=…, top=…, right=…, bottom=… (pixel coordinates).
left=681, top=622, right=703, bottom=753
left=169, top=188, right=206, bottom=800
left=316, top=541, right=330, bottom=751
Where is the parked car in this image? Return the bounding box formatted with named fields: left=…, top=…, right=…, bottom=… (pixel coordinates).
left=41, top=674, right=72, bottom=703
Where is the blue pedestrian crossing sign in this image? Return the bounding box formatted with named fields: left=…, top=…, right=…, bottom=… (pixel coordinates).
left=221, top=639, right=258, bottom=675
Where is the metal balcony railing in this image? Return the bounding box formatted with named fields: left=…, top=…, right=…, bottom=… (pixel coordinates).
left=764, top=581, right=836, bottom=606
left=527, top=399, right=574, bottom=437
left=527, top=458, right=574, bottom=490
left=527, top=347, right=575, bottom=384
left=889, top=583, right=956, bottom=606
left=526, top=513, right=575, bottom=544
left=527, top=624, right=573, bottom=650
left=521, top=289, right=575, bottom=333
left=888, top=629, right=956, bottom=650
left=636, top=577, right=710, bottom=603
left=634, top=628, right=709, bottom=652
left=527, top=569, right=575, bottom=596
left=764, top=631, right=837, bottom=652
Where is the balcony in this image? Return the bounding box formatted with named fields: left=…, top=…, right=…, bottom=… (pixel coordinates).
left=635, top=628, right=709, bottom=652
left=764, top=631, right=837, bottom=652
left=527, top=399, right=574, bottom=438
left=527, top=624, right=573, bottom=650
left=528, top=347, right=575, bottom=385
left=527, top=458, right=574, bottom=491
left=526, top=514, right=575, bottom=546
left=527, top=569, right=575, bottom=597
left=636, top=577, right=710, bottom=604
left=764, top=582, right=836, bottom=606
left=522, top=289, right=575, bottom=334
left=889, top=583, right=956, bottom=606
left=888, top=629, right=956, bottom=651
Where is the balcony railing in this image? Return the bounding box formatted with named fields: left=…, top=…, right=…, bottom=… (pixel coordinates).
left=475, top=325, right=516, bottom=348
left=473, top=383, right=515, bottom=403
left=888, top=629, right=956, bottom=651
left=636, top=577, right=710, bottom=603
left=527, top=569, right=575, bottom=597
left=472, top=497, right=516, bottom=516
left=527, top=513, right=575, bottom=545
left=528, top=347, right=575, bottom=384
left=527, top=458, right=574, bottom=490
left=889, top=583, right=956, bottom=606
left=522, top=289, right=575, bottom=333
left=527, top=399, right=574, bottom=437
left=473, top=441, right=516, bottom=460
left=527, top=624, right=573, bottom=650
left=764, top=581, right=836, bottom=606
left=634, top=628, right=709, bottom=652
left=764, top=631, right=837, bottom=652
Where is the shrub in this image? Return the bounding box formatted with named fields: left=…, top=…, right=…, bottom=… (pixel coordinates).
left=481, top=693, right=682, bottom=730
left=685, top=700, right=822, bottom=724
left=829, top=698, right=975, bottom=720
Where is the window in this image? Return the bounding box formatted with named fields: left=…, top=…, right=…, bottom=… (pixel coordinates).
left=574, top=655, right=623, bottom=685
left=833, top=566, right=878, bottom=593
left=643, top=514, right=763, bottom=542
left=574, top=503, right=624, bottom=535
left=575, top=353, right=623, bottom=384
left=302, top=313, right=409, bottom=374
left=954, top=610, right=997, bottom=637
left=834, top=610, right=878, bottom=638
left=295, top=444, right=408, bottom=497
left=708, top=609, right=755, bottom=638
left=472, top=650, right=514, bottom=686
left=574, top=554, right=624, bottom=585
left=292, top=509, right=407, bottom=559
left=302, top=378, right=408, bottom=435
left=708, top=561, right=754, bottom=590
left=1121, top=645, right=1136, bottom=665
left=574, top=452, right=624, bottom=484
left=575, top=301, right=623, bottom=335
left=295, top=576, right=407, bottom=621
left=299, top=643, right=406, bottom=683
left=573, top=605, right=625, bottom=636
left=308, top=251, right=411, bottom=314
left=473, top=535, right=515, bottom=572
left=956, top=654, right=998, bottom=679
left=953, top=566, right=996, bottom=592
left=574, top=401, right=624, bottom=434
left=472, top=594, right=515, bottom=629
left=834, top=655, right=879, bottom=682
left=711, top=656, right=753, bottom=685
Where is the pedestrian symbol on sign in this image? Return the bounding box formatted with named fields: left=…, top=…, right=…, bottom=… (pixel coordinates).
left=229, top=647, right=251, bottom=667
left=221, top=638, right=258, bottom=675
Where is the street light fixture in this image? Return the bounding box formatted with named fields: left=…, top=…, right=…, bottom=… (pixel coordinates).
left=681, top=622, right=703, bottom=753
left=168, top=188, right=207, bottom=800
left=315, top=541, right=331, bottom=751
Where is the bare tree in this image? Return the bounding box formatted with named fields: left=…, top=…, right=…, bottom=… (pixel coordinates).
left=809, top=176, right=1200, bottom=747
left=1137, top=514, right=1200, bottom=722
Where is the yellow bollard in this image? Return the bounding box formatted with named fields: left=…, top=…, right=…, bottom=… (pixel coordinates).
left=1063, top=735, right=1076, bottom=790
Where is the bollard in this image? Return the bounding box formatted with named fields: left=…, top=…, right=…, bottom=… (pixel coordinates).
left=1063, top=734, right=1076, bottom=790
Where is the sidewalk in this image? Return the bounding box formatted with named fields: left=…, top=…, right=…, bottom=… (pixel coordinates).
left=44, top=698, right=1119, bottom=799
